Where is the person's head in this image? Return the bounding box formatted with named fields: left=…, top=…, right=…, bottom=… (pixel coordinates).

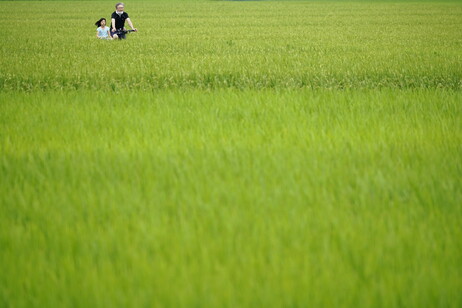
left=115, top=2, right=125, bottom=12
left=95, top=18, right=106, bottom=27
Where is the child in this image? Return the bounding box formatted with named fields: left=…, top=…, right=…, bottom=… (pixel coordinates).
left=95, top=18, right=112, bottom=40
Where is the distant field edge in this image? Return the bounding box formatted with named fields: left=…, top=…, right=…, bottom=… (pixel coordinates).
left=1, top=0, right=462, bottom=1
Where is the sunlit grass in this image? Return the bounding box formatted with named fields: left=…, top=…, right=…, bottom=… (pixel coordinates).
left=1, top=0, right=462, bottom=306
left=0, top=0, right=461, bottom=90
left=1, top=89, right=461, bottom=306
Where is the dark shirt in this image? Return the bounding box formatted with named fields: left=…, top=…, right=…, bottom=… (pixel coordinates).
left=111, top=11, right=129, bottom=30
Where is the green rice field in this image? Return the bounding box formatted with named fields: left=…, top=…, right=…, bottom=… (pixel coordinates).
left=1, top=0, right=461, bottom=307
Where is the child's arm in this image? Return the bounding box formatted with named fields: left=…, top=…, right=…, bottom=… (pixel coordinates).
left=96, top=29, right=100, bottom=39
left=106, top=28, right=112, bottom=39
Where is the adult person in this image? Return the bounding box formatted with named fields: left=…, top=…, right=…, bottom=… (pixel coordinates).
left=110, top=2, right=138, bottom=39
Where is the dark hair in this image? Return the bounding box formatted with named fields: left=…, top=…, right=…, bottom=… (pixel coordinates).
left=95, top=18, right=106, bottom=27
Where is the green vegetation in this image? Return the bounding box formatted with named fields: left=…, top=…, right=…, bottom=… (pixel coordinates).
left=1, top=0, right=461, bottom=90
left=1, top=0, right=461, bottom=307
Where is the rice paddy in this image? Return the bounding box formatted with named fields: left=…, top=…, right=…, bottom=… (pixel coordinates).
left=1, top=0, right=461, bottom=307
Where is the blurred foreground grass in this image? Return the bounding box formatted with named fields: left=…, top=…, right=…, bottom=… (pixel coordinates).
left=1, top=89, right=461, bottom=306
